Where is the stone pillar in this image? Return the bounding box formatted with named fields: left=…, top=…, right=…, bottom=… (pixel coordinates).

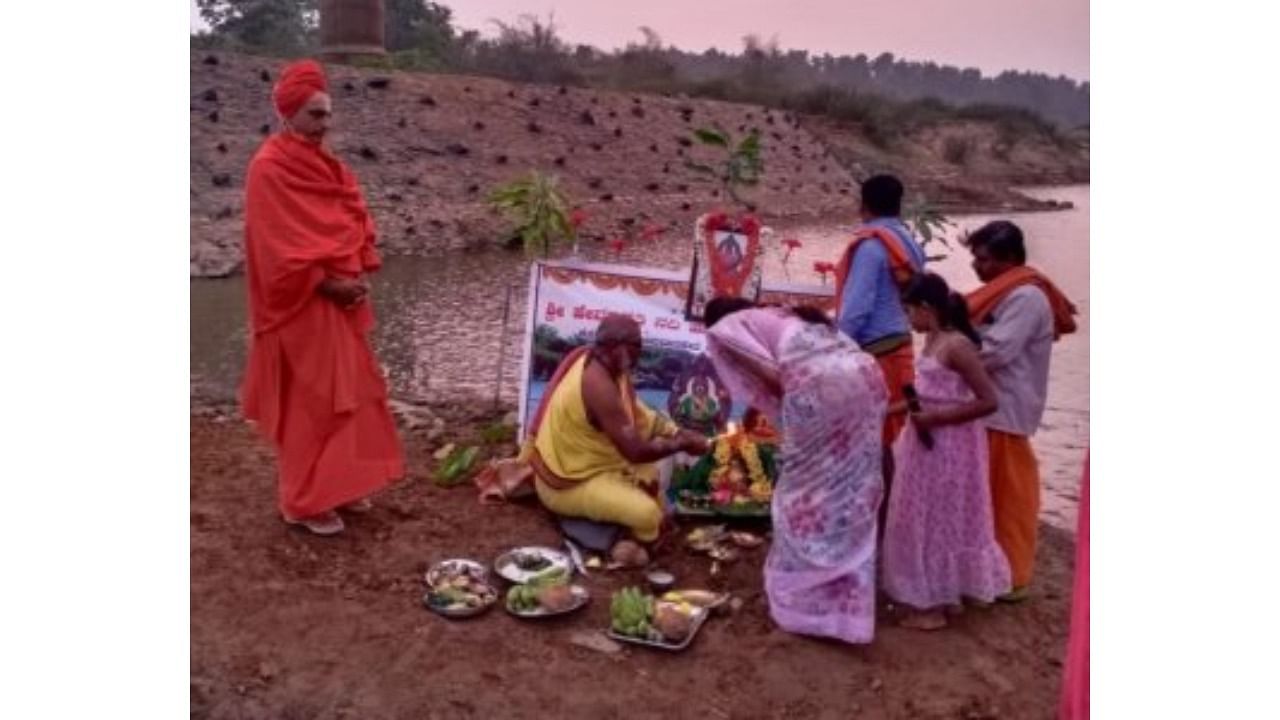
left=319, top=0, right=386, bottom=60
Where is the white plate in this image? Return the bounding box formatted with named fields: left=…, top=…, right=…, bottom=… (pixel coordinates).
left=493, top=546, right=573, bottom=584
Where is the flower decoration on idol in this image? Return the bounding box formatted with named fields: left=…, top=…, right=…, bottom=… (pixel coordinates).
left=608, top=238, right=626, bottom=257
left=813, top=260, right=836, bottom=284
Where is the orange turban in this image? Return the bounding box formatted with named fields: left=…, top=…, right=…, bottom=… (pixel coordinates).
left=272, top=60, right=329, bottom=119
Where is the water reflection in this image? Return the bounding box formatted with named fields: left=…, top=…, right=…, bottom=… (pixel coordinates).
left=191, top=186, right=1088, bottom=417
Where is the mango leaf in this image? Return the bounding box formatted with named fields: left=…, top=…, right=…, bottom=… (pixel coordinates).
left=434, top=445, right=481, bottom=486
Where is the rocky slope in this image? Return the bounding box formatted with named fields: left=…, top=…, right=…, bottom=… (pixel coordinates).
left=191, top=51, right=1087, bottom=277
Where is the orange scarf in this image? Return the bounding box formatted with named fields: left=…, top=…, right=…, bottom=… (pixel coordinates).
left=243, top=133, right=381, bottom=335
left=833, top=226, right=919, bottom=305
left=967, top=266, right=1078, bottom=340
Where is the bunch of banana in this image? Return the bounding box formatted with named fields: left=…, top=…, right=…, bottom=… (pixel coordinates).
left=610, top=586, right=654, bottom=637
left=506, top=584, right=541, bottom=612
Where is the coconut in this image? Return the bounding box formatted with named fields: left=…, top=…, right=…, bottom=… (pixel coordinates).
left=653, top=604, right=693, bottom=642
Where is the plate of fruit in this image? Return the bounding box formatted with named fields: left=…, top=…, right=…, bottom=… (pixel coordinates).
left=423, top=559, right=498, bottom=618
left=505, top=567, right=590, bottom=618
left=607, top=586, right=709, bottom=651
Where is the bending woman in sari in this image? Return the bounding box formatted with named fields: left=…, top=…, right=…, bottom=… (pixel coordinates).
left=703, top=297, right=888, bottom=644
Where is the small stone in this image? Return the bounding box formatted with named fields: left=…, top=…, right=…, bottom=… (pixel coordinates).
left=215, top=143, right=228, bottom=154
left=389, top=193, right=403, bottom=202
left=463, top=86, right=472, bottom=93
left=649, top=144, right=659, bottom=153
left=554, top=157, right=565, bottom=166
left=680, top=202, right=691, bottom=211
left=201, top=89, right=218, bottom=102
left=407, top=177, right=420, bottom=186
left=645, top=183, right=660, bottom=192
left=343, top=81, right=355, bottom=92
left=568, top=631, right=623, bottom=656
left=677, top=137, right=692, bottom=147
left=587, top=178, right=603, bottom=189
left=526, top=122, right=542, bottom=134
left=529, top=98, right=540, bottom=107
left=473, top=121, right=485, bottom=131
left=419, top=95, right=436, bottom=106
left=259, top=123, right=271, bottom=136
left=590, top=143, right=602, bottom=152
left=207, top=110, right=219, bottom=123
left=202, top=55, right=219, bottom=66
left=366, top=77, right=390, bottom=89
left=599, top=193, right=614, bottom=202
left=579, top=111, right=596, bottom=126
left=495, top=154, right=509, bottom=165
left=613, top=128, right=623, bottom=138
left=446, top=143, right=470, bottom=156
left=630, top=106, right=645, bottom=118
left=467, top=184, right=480, bottom=194
left=608, top=110, right=617, bottom=118
left=359, top=146, right=379, bottom=161
left=259, top=69, right=271, bottom=82
left=558, top=86, right=568, bottom=95
left=212, top=173, right=232, bottom=188
left=397, top=118, right=407, bottom=129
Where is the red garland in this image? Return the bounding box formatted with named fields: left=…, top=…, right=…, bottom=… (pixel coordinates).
left=703, top=212, right=761, bottom=298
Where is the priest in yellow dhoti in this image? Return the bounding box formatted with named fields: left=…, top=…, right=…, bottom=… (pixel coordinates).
left=524, top=316, right=709, bottom=561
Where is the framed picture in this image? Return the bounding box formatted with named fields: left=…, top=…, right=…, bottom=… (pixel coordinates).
left=686, top=213, right=763, bottom=321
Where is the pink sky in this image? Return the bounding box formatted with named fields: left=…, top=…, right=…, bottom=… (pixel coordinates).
left=449, top=0, right=1088, bottom=80
left=190, top=0, right=1088, bottom=81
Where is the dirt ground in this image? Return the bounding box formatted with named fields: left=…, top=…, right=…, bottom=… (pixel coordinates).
left=191, top=403, right=1077, bottom=720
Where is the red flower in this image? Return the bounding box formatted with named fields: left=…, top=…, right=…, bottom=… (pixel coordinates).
left=569, top=208, right=589, bottom=229
left=813, top=261, right=836, bottom=282
left=609, top=238, right=626, bottom=256
left=783, top=238, right=802, bottom=251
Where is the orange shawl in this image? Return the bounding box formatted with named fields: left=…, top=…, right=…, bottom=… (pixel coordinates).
left=242, top=133, right=381, bottom=335
left=967, top=266, right=1078, bottom=340
left=833, top=226, right=919, bottom=305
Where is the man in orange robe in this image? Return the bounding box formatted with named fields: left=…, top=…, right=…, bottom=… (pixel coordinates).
left=239, top=60, right=405, bottom=536
left=966, top=220, right=1077, bottom=595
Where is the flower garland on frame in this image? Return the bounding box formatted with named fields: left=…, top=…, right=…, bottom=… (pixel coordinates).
left=699, top=212, right=762, bottom=299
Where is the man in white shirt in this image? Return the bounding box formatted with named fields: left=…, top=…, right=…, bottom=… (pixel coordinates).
left=965, top=221, right=1077, bottom=599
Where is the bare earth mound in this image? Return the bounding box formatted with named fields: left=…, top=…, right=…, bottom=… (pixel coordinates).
left=191, top=406, right=1076, bottom=720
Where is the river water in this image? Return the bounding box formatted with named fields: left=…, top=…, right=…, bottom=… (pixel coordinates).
left=191, top=185, right=1088, bottom=527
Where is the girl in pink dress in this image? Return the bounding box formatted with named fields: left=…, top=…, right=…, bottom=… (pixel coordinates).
left=883, top=273, right=1011, bottom=630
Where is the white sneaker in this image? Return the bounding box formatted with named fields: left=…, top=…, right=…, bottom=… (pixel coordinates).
left=285, top=511, right=345, bottom=536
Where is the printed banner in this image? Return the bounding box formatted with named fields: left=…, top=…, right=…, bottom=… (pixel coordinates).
left=517, top=260, right=835, bottom=440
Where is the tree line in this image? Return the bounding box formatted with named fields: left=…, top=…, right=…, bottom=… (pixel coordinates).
left=194, top=1, right=1089, bottom=139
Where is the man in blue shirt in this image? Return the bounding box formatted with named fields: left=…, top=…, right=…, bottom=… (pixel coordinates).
left=833, top=175, right=927, bottom=498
